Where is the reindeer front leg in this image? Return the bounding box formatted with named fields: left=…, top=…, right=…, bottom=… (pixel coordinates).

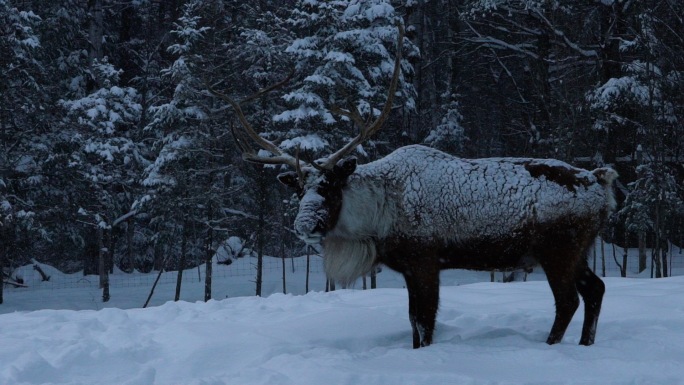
left=403, top=266, right=440, bottom=348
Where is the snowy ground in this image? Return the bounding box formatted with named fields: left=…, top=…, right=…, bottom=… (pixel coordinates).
left=2, top=241, right=684, bottom=385
left=3, top=270, right=684, bottom=384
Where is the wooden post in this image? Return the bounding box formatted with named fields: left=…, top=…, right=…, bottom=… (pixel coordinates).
left=305, top=247, right=310, bottom=294
left=143, top=256, right=168, bottom=308
left=281, top=243, right=286, bottom=294
left=281, top=213, right=287, bottom=294
left=601, top=239, right=606, bottom=278
left=0, top=231, right=5, bottom=304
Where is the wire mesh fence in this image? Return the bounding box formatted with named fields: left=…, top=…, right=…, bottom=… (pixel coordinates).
left=589, top=241, right=684, bottom=277
left=6, top=240, right=684, bottom=293
left=8, top=255, right=325, bottom=291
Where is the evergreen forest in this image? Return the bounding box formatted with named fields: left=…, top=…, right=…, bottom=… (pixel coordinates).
left=1, top=0, right=683, bottom=287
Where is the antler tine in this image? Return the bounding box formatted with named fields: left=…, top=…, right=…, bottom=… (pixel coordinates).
left=330, top=95, right=367, bottom=129
left=229, top=122, right=295, bottom=165
left=319, top=21, right=405, bottom=169
left=230, top=121, right=255, bottom=154
left=206, top=74, right=301, bottom=169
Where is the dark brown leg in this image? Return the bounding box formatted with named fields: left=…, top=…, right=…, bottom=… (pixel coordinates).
left=403, top=266, right=440, bottom=348
left=540, top=257, right=580, bottom=345
left=405, top=280, right=421, bottom=349
left=575, top=261, right=605, bottom=345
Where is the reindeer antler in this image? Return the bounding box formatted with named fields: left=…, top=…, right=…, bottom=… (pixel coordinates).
left=206, top=71, right=300, bottom=168
left=317, top=21, right=406, bottom=170
left=208, top=21, right=405, bottom=174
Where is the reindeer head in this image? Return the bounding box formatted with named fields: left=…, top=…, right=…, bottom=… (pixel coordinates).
left=207, top=22, right=404, bottom=245
left=277, top=157, right=357, bottom=244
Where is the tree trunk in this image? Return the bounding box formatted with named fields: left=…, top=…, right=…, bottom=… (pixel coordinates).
left=98, top=226, right=110, bottom=302
left=108, top=227, right=114, bottom=274
left=118, top=0, right=135, bottom=86
left=256, top=237, right=263, bottom=297
left=153, top=240, right=164, bottom=271
left=204, top=209, right=214, bottom=302
left=175, top=222, right=187, bottom=302
left=598, top=1, right=624, bottom=164
left=612, top=242, right=626, bottom=277
left=655, top=203, right=663, bottom=278
left=255, top=168, right=266, bottom=297
left=661, top=243, right=668, bottom=278
left=653, top=249, right=662, bottom=278
left=126, top=217, right=134, bottom=272
left=87, top=0, right=104, bottom=91
left=657, top=197, right=668, bottom=278
left=638, top=233, right=647, bottom=273
left=98, top=226, right=104, bottom=286
left=204, top=244, right=213, bottom=302
left=531, top=12, right=552, bottom=156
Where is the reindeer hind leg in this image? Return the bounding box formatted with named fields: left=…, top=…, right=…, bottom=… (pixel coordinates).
left=575, top=261, right=605, bottom=345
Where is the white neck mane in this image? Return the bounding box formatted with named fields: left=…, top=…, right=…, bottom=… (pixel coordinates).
left=322, top=173, right=396, bottom=286
left=328, top=175, right=397, bottom=240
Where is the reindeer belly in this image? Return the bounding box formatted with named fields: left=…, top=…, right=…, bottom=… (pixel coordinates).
left=377, top=211, right=602, bottom=274
left=376, top=232, right=538, bottom=273
left=437, top=237, right=537, bottom=271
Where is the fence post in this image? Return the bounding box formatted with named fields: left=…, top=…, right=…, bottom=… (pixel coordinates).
left=305, top=246, right=310, bottom=293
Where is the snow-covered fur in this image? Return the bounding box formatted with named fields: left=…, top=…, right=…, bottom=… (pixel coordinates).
left=320, top=145, right=617, bottom=284
left=288, top=144, right=617, bottom=348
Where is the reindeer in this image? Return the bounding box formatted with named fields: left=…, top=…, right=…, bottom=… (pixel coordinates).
left=209, top=23, right=618, bottom=348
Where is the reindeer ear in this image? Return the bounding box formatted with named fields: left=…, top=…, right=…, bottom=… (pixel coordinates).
left=334, top=157, right=357, bottom=178
left=277, top=171, right=300, bottom=188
